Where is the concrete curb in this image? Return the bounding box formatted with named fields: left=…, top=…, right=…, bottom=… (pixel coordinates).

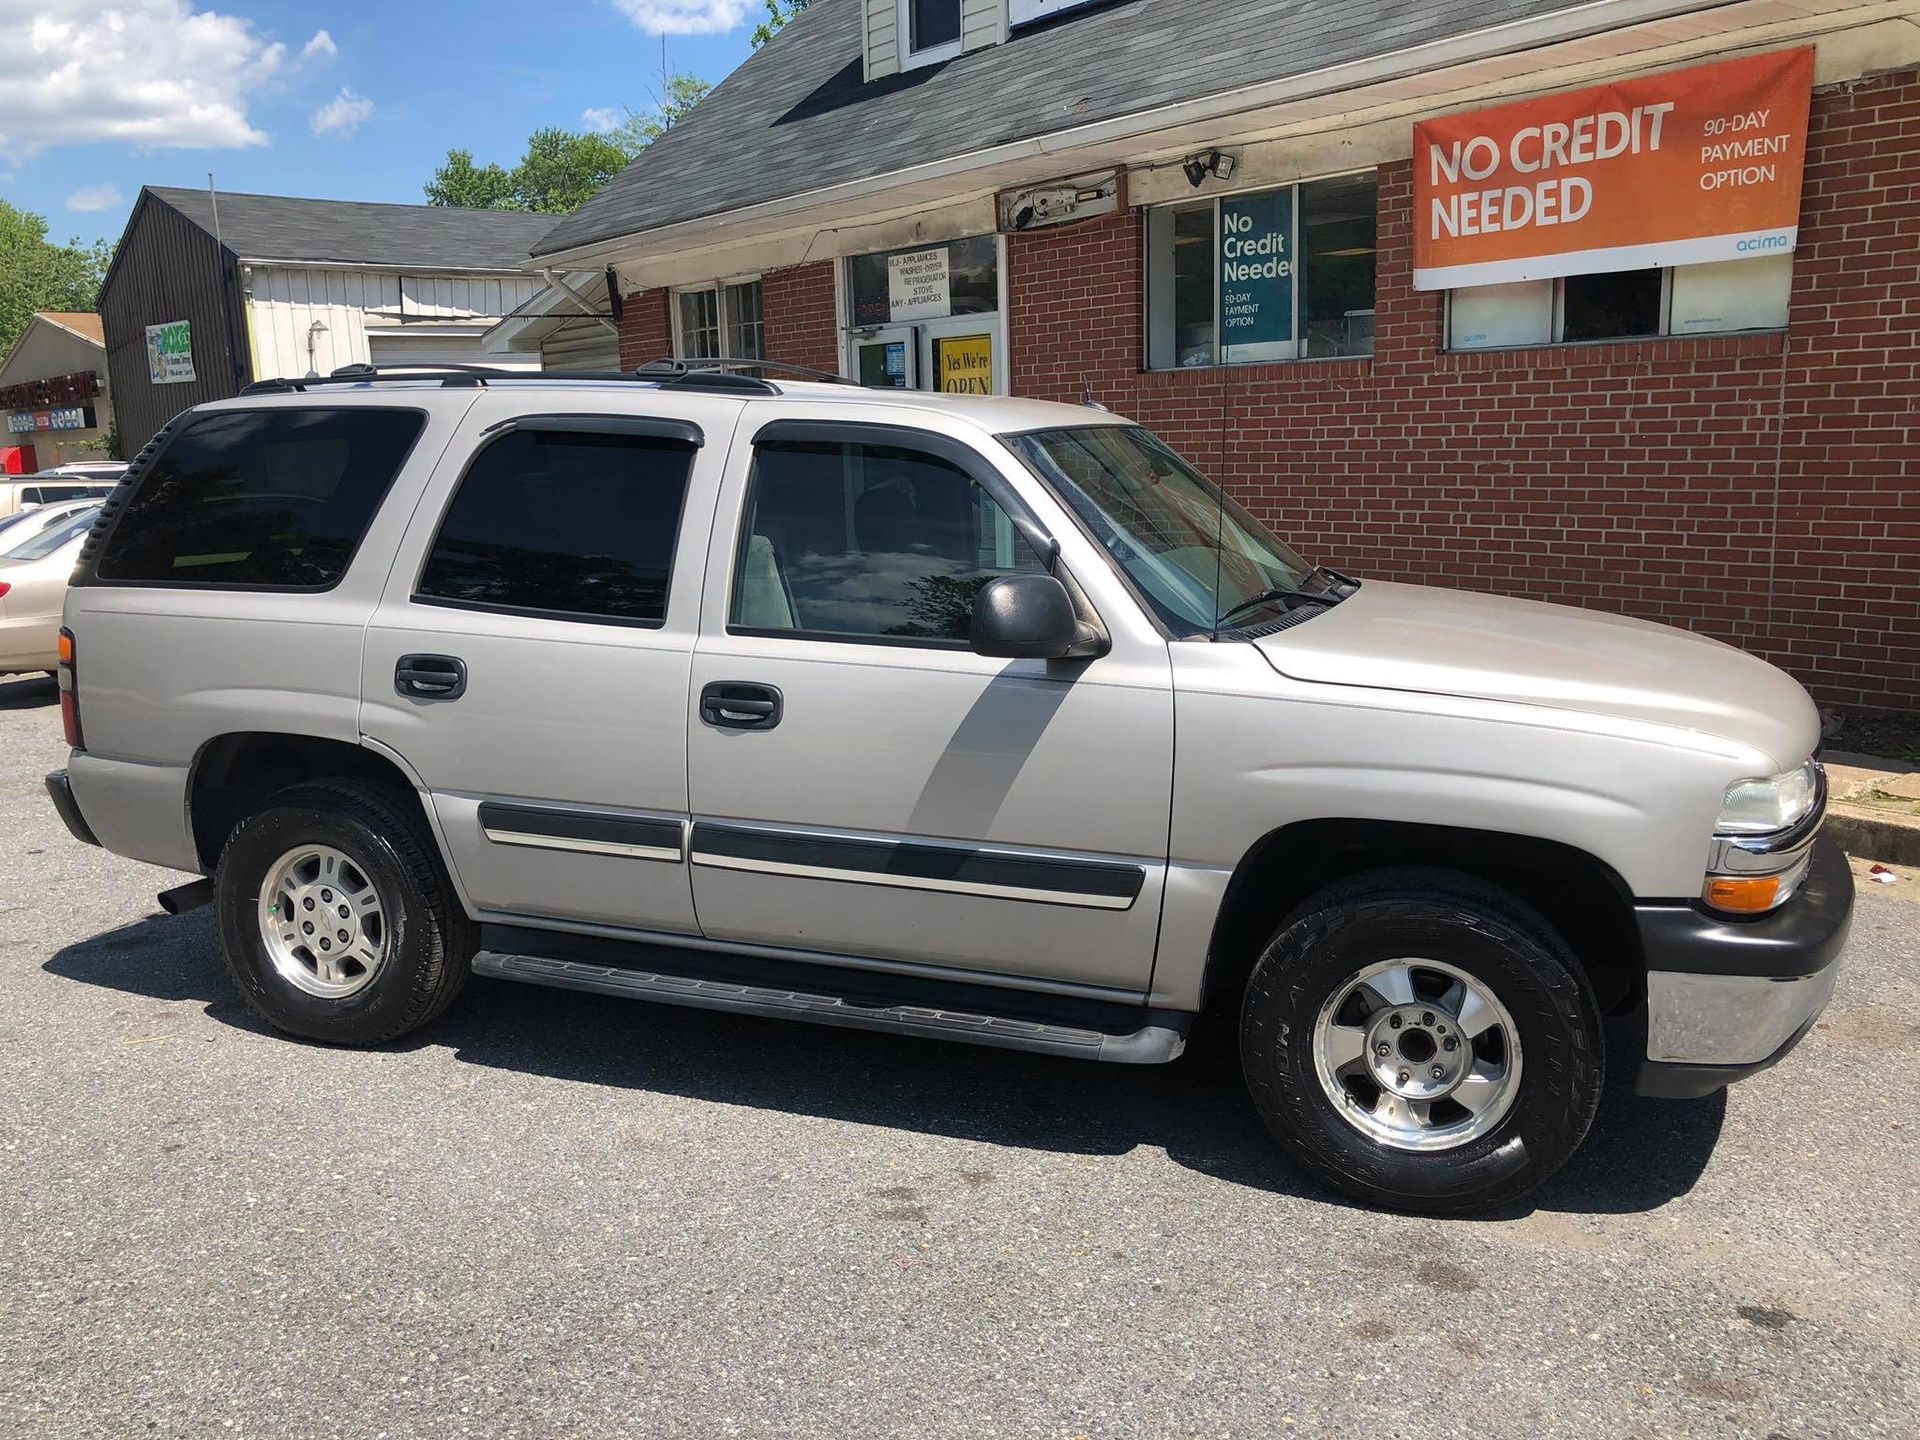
left=1825, top=804, right=1920, bottom=867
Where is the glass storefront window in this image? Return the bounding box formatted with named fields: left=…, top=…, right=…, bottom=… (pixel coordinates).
left=848, top=235, right=998, bottom=327
left=1146, top=173, right=1378, bottom=369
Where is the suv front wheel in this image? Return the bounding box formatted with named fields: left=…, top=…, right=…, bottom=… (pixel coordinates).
left=214, top=780, right=474, bottom=1045
left=1240, top=869, right=1604, bottom=1214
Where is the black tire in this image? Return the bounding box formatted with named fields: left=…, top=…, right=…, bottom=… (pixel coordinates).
left=1240, top=867, right=1603, bottom=1214
left=214, top=779, right=475, bottom=1045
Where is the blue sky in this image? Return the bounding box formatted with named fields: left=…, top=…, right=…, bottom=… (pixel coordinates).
left=0, top=1, right=768, bottom=250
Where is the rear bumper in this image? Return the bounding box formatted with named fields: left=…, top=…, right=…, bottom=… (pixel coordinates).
left=1633, top=836, right=1852, bottom=1098
left=45, top=769, right=100, bottom=848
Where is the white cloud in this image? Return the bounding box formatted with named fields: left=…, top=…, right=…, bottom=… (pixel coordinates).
left=0, top=0, right=288, bottom=161
left=309, top=87, right=372, bottom=138
left=609, top=1, right=750, bottom=36
left=65, top=183, right=124, bottom=212
left=300, top=29, right=336, bottom=61
left=580, top=106, right=625, bottom=134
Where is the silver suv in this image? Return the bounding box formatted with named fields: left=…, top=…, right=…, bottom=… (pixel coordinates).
left=45, top=362, right=1851, bottom=1213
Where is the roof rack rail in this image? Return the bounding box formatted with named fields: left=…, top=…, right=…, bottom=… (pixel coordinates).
left=632, top=359, right=782, bottom=395
left=638, top=357, right=857, bottom=387
left=241, top=362, right=516, bottom=394
left=238, top=358, right=843, bottom=398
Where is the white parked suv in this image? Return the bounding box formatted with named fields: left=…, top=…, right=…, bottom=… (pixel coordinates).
left=45, top=361, right=1850, bottom=1212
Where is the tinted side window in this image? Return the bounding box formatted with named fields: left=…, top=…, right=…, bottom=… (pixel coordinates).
left=732, top=441, right=1047, bottom=644
left=416, top=429, right=693, bottom=625
left=95, top=408, right=425, bottom=588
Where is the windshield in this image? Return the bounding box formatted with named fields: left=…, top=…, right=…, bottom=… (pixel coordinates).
left=1003, top=425, right=1314, bottom=635
left=0, top=508, right=53, bottom=543
left=8, top=507, right=98, bottom=562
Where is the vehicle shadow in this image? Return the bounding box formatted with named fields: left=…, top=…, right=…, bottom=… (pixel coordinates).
left=0, top=674, right=57, bottom=709
left=46, top=911, right=1726, bottom=1218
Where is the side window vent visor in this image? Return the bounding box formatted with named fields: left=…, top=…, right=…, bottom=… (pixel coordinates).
left=479, top=413, right=705, bottom=448
left=70, top=415, right=183, bottom=586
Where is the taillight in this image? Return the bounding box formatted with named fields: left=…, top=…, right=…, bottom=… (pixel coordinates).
left=56, top=626, right=82, bottom=749
left=0, top=580, right=10, bottom=598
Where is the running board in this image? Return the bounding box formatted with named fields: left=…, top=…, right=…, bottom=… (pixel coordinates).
left=472, top=949, right=1188, bottom=1064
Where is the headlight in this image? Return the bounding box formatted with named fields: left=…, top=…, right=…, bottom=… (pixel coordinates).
left=1716, top=760, right=1822, bottom=836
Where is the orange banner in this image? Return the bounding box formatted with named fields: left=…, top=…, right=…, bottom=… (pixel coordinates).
left=1412, top=48, right=1813, bottom=290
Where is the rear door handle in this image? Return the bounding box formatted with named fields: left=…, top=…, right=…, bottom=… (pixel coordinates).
left=700, top=682, right=782, bottom=731
left=396, top=654, right=467, bottom=700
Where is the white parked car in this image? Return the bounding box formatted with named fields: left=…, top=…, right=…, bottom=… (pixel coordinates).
left=0, top=507, right=99, bottom=674
left=0, top=500, right=98, bottom=558
left=0, top=476, right=114, bottom=519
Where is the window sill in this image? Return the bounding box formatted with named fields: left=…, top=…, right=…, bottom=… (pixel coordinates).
left=1141, top=355, right=1374, bottom=385
left=1438, top=329, right=1787, bottom=369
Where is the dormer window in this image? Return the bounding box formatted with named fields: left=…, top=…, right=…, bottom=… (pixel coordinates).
left=900, top=0, right=962, bottom=69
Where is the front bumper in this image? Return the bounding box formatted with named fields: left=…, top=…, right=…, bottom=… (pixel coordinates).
left=1634, top=836, right=1852, bottom=1099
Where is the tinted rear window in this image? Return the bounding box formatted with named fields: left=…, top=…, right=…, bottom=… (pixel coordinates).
left=95, top=408, right=425, bottom=588
left=416, top=428, right=693, bottom=625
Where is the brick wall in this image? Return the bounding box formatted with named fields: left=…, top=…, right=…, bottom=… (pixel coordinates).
left=1007, top=67, right=1920, bottom=711
left=616, top=287, right=671, bottom=370
left=618, top=68, right=1918, bottom=710
left=762, top=261, right=840, bottom=376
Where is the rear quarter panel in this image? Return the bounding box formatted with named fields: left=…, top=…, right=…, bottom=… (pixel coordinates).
left=61, top=394, right=476, bottom=871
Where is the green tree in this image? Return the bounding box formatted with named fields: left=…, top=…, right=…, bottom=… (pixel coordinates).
left=423, top=76, right=709, bottom=216
left=607, top=73, right=713, bottom=155
left=510, top=127, right=632, bottom=214
left=423, top=149, right=517, bottom=210
left=0, top=200, right=113, bottom=359
left=752, top=0, right=811, bottom=46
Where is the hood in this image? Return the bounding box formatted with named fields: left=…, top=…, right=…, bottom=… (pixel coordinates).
left=1253, top=580, right=1818, bottom=770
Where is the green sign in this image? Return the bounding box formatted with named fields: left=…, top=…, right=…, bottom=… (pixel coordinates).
left=145, top=321, right=195, bottom=385
left=1220, top=190, right=1295, bottom=362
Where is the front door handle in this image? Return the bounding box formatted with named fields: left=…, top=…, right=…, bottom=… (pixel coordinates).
left=396, top=654, right=467, bottom=700
left=700, top=681, right=782, bottom=731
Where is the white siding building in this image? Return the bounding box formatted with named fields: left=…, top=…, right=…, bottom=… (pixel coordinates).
left=101, top=188, right=557, bottom=448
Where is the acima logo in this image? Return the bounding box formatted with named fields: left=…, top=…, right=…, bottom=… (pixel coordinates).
left=1737, top=233, right=1793, bottom=252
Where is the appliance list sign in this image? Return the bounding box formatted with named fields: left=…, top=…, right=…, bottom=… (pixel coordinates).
left=887, top=248, right=951, bottom=322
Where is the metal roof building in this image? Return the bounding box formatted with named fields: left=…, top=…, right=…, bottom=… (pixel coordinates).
left=100, top=188, right=554, bottom=451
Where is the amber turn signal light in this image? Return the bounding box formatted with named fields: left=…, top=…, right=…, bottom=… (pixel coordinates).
left=57, top=630, right=75, bottom=666
left=1702, top=875, right=1781, bottom=914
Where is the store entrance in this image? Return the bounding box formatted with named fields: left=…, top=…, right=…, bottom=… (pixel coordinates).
left=845, top=235, right=1005, bottom=395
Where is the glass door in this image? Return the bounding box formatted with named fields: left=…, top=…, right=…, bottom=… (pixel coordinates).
left=854, top=327, right=917, bottom=389
left=920, top=315, right=1003, bottom=396
left=844, top=235, right=1005, bottom=394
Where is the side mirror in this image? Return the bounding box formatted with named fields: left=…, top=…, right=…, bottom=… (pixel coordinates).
left=970, top=573, right=1084, bottom=660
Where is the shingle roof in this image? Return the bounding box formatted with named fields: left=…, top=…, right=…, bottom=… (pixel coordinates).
left=534, top=0, right=1594, bottom=258
left=36, top=313, right=105, bottom=345
left=147, top=186, right=555, bottom=270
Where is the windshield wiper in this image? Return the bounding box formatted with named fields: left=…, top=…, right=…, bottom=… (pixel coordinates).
left=1214, top=568, right=1359, bottom=629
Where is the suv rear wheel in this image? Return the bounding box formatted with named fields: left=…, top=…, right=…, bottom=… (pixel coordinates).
left=1240, top=869, right=1603, bottom=1214
left=214, top=780, right=474, bottom=1045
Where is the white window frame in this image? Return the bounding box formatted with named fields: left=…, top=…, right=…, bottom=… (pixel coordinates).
left=670, top=275, right=764, bottom=361
left=897, top=0, right=963, bottom=71
left=1143, top=169, right=1379, bottom=372
left=1445, top=255, right=1791, bottom=351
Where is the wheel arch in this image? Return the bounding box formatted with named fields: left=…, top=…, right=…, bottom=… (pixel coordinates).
left=186, top=730, right=437, bottom=875
left=1202, top=818, right=1644, bottom=1019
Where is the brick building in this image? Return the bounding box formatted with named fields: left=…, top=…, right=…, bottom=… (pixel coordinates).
left=525, top=0, right=1919, bottom=710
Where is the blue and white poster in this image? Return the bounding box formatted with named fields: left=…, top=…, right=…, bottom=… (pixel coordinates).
left=1219, top=190, right=1296, bottom=362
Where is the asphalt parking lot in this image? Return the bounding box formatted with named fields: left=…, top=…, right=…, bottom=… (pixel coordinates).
left=0, top=673, right=1914, bottom=1439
